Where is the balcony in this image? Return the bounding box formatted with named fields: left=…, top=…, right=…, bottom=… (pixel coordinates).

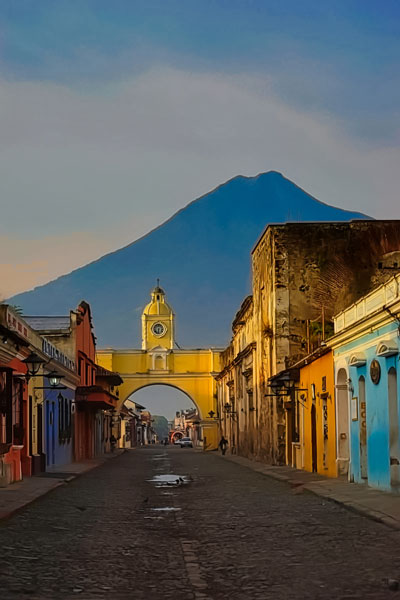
left=76, top=385, right=118, bottom=409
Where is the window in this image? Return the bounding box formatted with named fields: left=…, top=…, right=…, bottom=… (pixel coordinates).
left=58, top=394, right=64, bottom=441
left=58, top=394, right=72, bottom=442
left=65, top=399, right=70, bottom=437
left=0, top=370, right=12, bottom=444
left=12, top=378, right=24, bottom=445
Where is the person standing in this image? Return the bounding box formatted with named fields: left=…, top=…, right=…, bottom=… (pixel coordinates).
left=219, top=436, right=228, bottom=455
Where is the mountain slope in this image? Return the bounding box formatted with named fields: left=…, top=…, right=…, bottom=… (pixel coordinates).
left=10, top=172, right=369, bottom=347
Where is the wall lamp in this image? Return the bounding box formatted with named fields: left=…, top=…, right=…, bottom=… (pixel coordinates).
left=223, top=402, right=237, bottom=420
left=47, top=370, right=64, bottom=388
left=207, top=410, right=220, bottom=421
left=22, top=352, right=47, bottom=382
left=33, top=370, right=67, bottom=390
left=266, top=369, right=306, bottom=397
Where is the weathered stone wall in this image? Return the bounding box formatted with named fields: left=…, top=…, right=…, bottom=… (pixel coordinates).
left=251, top=220, right=400, bottom=464
left=218, top=220, right=400, bottom=465
left=216, top=297, right=257, bottom=458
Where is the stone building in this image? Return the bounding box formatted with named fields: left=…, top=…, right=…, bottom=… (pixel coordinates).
left=217, top=220, right=400, bottom=465
left=215, top=296, right=257, bottom=456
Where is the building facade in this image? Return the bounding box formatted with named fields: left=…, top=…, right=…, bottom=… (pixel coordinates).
left=217, top=220, right=400, bottom=465
left=97, top=284, right=222, bottom=450
left=331, top=274, right=400, bottom=491
left=0, top=306, right=31, bottom=485
left=292, top=349, right=337, bottom=477
left=215, top=296, right=257, bottom=456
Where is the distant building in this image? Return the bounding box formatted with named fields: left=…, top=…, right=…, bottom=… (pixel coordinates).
left=170, top=408, right=201, bottom=445
left=140, top=410, right=157, bottom=444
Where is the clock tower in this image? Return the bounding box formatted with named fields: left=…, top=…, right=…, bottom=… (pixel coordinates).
left=142, top=281, right=175, bottom=351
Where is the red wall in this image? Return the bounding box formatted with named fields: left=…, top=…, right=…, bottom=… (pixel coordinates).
left=74, top=302, right=97, bottom=461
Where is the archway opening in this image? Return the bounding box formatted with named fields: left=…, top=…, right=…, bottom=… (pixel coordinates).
left=125, top=384, right=201, bottom=446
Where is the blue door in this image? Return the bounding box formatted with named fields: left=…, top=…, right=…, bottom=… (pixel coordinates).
left=46, top=401, right=55, bottom=467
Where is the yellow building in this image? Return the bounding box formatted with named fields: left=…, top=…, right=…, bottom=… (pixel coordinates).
left=96, top=284, right=222, bottom=449
left=296, top=348, right=337, bottom=477
left=268, top=347, right=337, bottom=476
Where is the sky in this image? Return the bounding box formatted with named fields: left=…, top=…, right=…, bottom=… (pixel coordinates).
left=1, top=0, right=399, bottom=299
left=129, top=385, right=195, bottom=421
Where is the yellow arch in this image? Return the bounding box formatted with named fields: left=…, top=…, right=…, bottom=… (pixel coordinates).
left=96, top=348, right=222, bottom=449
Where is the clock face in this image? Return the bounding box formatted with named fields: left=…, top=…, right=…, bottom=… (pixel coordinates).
left=152, top=322, right=167, bottom=337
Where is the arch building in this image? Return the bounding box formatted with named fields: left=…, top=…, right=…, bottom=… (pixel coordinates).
left=96, top=284, right=222, bottom=449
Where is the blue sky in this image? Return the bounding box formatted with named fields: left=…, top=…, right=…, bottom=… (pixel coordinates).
left=2, top=1, right=399, bottom=138
left=1, top=0, right=399, bottom=298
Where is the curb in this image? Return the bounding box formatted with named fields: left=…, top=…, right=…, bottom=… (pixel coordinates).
left=214, top=453, right=400, bottom=532
left=0, top=450, right=126, bottom=523
left=0, top=480, right=66, bottom=523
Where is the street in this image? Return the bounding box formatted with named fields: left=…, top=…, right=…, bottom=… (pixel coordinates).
left=1, top=448, right=400, bottom=599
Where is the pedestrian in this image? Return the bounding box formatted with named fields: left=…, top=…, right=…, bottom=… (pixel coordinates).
left=219, top=436, right=228, bottom=455
left=110, top=434, right=117, bottom=453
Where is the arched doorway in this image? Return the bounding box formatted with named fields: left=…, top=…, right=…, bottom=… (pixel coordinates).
left=126, top=384, right=202, bottom=447
left=336, top=367, right=350, bottom=476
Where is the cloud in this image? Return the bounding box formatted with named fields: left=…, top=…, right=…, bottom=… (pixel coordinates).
left=0, top=232, right=107, bottom=297
left=1, top=66, right=399, bottom=295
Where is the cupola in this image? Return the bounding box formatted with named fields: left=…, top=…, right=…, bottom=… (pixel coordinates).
left=142, top=280, right=175, bottom=350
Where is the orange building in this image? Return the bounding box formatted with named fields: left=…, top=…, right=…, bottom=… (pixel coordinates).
left=0, top=306, right=36, bottom=484
left=74, top=302, right=122, bottom=460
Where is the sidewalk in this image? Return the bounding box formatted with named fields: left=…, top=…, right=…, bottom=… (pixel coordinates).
left=219, top=453, right=400, bottom=531
left=0, top=449, right=125, bottom=521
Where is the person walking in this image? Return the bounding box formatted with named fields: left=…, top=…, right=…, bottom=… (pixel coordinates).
left=219, top=436, right=228, bottom=455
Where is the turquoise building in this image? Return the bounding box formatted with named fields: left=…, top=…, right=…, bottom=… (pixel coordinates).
left=331, top=274, right=400, bottom=492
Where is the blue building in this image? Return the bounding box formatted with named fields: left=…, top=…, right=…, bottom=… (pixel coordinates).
left=331, top=274, right=400, bottom=492
left=44, top=380, right=75, bottom=469
left=39, top=337, right=79, bottom=470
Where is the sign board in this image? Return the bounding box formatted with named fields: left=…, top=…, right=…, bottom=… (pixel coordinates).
left=351, top=396, right=358, bottom=421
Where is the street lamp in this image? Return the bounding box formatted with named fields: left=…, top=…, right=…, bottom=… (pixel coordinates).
left=47, top=370, right=63, bottom=388
left=22, top=352, right=47, bottom=381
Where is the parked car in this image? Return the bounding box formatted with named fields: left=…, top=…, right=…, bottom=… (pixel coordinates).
left=174, top=438, right=182, bottom=445
left=179, top=437, right=193, bottom=448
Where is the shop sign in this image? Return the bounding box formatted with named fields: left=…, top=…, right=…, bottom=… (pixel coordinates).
left=42, top=338, right=76, bottom=372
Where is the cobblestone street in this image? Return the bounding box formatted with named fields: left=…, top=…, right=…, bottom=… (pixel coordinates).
left=1, top=447, right=400, bottom=599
